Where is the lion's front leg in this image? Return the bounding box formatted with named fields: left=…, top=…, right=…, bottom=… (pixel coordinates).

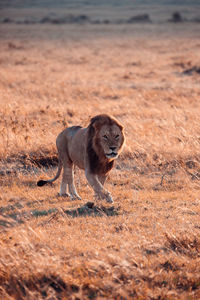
left=98, top=175, right=107, bottom=186
left=85, top=170, right=113, bottom=203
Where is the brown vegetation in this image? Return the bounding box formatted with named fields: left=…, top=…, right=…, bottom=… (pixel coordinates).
left=0, top=20, right=200, bottom=299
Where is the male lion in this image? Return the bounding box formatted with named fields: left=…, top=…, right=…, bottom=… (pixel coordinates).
left=37, top=114, right=125, bottom=203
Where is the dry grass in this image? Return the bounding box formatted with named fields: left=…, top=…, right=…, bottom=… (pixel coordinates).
left=0, top=21, right=200, bottom=299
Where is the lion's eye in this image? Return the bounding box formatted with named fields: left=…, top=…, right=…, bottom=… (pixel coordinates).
left=115, top=135, right=119, bottom=139
left=103, top=135, right=108, bottom=140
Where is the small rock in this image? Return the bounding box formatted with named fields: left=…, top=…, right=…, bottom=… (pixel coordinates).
left=85, top=202, right=94, bottom=209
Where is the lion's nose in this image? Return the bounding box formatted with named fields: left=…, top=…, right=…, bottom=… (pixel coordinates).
left=110, top=146, right=116, bottom=151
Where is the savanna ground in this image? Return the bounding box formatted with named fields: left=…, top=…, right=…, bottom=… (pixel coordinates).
left=0, top=17, right=200, bottom=299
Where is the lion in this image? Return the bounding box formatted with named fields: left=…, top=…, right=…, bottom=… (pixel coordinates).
left=37, top=114, right=125, bottom=203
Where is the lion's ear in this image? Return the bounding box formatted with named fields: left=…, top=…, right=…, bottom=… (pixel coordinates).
left=92, top=120, right=101, bottom=131
left=90, top=116, right=102, bottom=131
left=90, top=115, right=101, bottom=129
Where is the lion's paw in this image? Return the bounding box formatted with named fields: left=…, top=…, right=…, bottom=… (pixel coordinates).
left=58, top=193, right=70, bottom=198
left=95, top=190, right=114, bottom=203
left=70, top=193, right=82, bottom=201
left=105, top=192, right=114, bottom=204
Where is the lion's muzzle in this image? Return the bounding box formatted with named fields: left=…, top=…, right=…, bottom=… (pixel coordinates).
left=106, top=152, right=118, bottom=159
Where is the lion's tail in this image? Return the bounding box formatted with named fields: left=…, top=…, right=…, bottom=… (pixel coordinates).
left=37, top=159, right=62, bottom=187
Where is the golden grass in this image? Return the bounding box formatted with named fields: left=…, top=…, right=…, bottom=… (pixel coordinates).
left=0, top=22, right=200, bottom=299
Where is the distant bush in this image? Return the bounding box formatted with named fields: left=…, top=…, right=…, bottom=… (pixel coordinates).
left=168, top=12, right=184, bottom=23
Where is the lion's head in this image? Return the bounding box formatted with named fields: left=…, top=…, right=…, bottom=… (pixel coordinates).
left=87, top=114, right=125, bottom=174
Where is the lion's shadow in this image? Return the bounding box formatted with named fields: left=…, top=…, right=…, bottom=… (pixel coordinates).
left=64, top=202, right=120, bottom=218
left=0, top=202, right=120, bottom=231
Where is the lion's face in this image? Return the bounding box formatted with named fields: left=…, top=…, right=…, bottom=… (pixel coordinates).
left=87, top=114, right=125, bottom=174
left=96, top=123, right=124, bottom=160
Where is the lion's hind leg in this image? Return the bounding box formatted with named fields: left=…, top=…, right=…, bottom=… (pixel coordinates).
left=57, top=132, right=81, bottom=200
left=60, top=154, right=81, bottom=200
left=59, top=179, right=70, bottom=197
left=61, top=165, right=81, bottom=200
left=58, top=152, right=70, bottom=197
